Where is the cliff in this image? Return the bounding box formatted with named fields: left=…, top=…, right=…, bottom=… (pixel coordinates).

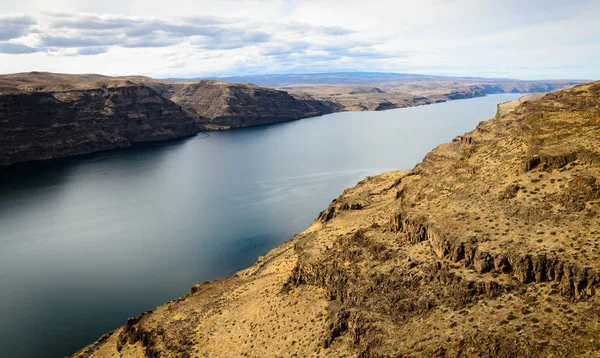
left=0, top=72, right=586, bottom=166
left=163, top=80, right=341, bottom=128
left=72, top=82, right=600, bottom=357
left=0, top=79, right=198, bottom=166
left=0, top=72, right=339, bottom=166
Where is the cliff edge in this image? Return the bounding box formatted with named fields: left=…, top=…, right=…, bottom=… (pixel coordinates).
left=0, top=73, right=339, bottom=166
left=72, top=82, right=600, bottom=357
left=163, top=80, right=340, bottom=129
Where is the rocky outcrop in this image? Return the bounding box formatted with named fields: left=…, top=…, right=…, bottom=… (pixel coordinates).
left=0, top=82, right=198, bottom=166
left=317, top=188, right=369, bottom=223
left=164, top=80, right=341, bottom=128
left=374, top=101, right=396, bottom=111
left=349, top=87, right=385, bottom=95
left=386, top=210, right=599, bottom=296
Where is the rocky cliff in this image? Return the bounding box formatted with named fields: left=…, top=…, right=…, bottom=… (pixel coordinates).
left=0, top=72, right=586, bottom=166
left=0, top=72, right=340, bottom=166
left=0, top=79, right=198, bottom=166
left=72, top=82, right=600, bottom=357
left=163, top=80, right=341, bottom=128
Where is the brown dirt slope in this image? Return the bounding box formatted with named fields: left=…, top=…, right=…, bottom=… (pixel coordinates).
left=72, top=82, right=600, bottom=357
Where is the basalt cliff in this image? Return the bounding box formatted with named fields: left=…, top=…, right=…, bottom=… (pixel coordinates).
left=73, top=82, right=600, bottom=357
left=0, top=72, right=586, bottom=167
left=0, top=72, right=340, bottom=166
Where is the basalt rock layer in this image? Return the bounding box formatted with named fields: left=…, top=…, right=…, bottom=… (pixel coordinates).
left=72, top=82, right=600, bottom=357
left=0, top=72, right=339, bottom=166
left=163, top=80, right=341, bottom=128
left=0, top=81, right=198, bottom=166
left=0, top=72, right=585, bottom=166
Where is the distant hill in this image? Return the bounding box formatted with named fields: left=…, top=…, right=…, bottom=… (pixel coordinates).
left=173, top=72, right=588, bottom=88
left=176, top=72, right=436, bottom=87
left=173, top=72, right=588, bottom=112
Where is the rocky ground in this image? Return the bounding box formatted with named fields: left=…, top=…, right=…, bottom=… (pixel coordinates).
left=72, top=82, right=600, bottom=357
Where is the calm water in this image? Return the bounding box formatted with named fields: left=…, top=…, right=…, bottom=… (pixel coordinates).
left=0, top=94, right=521, bottom=357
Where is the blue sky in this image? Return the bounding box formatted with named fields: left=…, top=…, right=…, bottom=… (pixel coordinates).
left=0, top=0, right=598, bottom=79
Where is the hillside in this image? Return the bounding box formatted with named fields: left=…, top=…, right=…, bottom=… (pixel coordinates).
left=196, top=72, right=587, bottom=112
left=276, top=76, right=587, bottom=112
left=0, top=72, right=339, bottom=166
left=0, top=74, right=199, bottom=167
left=72, top=83, right=600, bottom=357
left=206, top=72, right=583, bottom=88
left=163, top=80, right=340, bottom=129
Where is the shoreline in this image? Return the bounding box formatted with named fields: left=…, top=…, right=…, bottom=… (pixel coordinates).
left=0, top=92, right=522, bottom=169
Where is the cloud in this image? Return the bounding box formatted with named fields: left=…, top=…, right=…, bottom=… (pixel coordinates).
left=40, top=35, right=117, bottom=48
left=182, top=16, right=228, bottom=26
left=196, top=31, right=271, bottom=50
left=73, top=47, right=108, bottom=55
left=0, top=11, right=359, bottom=63
left=0, top=42, right=40, bottom=54
left=30, top=13, right=276, bottom=53
left=0, top=8, right=393, bottom=73
left=0, top=15, right=37, bottom=41
left=279, top=22, right=354, bottom=36
left=315, top=42, right=392, bottom=60
left=258, top=38, right=392, bottom=67
left=1, top=0, right=598, bottom=79
left=260, top=41, right=311, bottom=56
left=50, top=14, right=134, bottom=30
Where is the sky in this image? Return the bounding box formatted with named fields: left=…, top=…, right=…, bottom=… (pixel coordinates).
left=0, top=0, right=598, bottom=80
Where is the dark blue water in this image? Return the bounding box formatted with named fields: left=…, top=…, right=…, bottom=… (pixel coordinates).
left=0, top=94, right=521, bottom=357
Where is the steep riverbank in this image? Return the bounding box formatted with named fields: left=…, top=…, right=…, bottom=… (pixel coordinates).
left=0, top=72, right=340, bottom=166
left=0, top=72, right=583, bottom=167
left=73, top=83, right=600, bottom=357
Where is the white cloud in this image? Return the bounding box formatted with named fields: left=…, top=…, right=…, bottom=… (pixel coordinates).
left=0, top=15, right=37, bottom=41
left=0, top=0, right=598, bottom=79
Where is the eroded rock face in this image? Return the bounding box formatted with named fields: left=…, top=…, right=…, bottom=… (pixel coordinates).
left=0, top=73, right=341, bottom=166
left=165, top=80, right=341, bottom=128
left=73, top=83, right=600, bottom=358
left=0, top=84, right=198, bottom=166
